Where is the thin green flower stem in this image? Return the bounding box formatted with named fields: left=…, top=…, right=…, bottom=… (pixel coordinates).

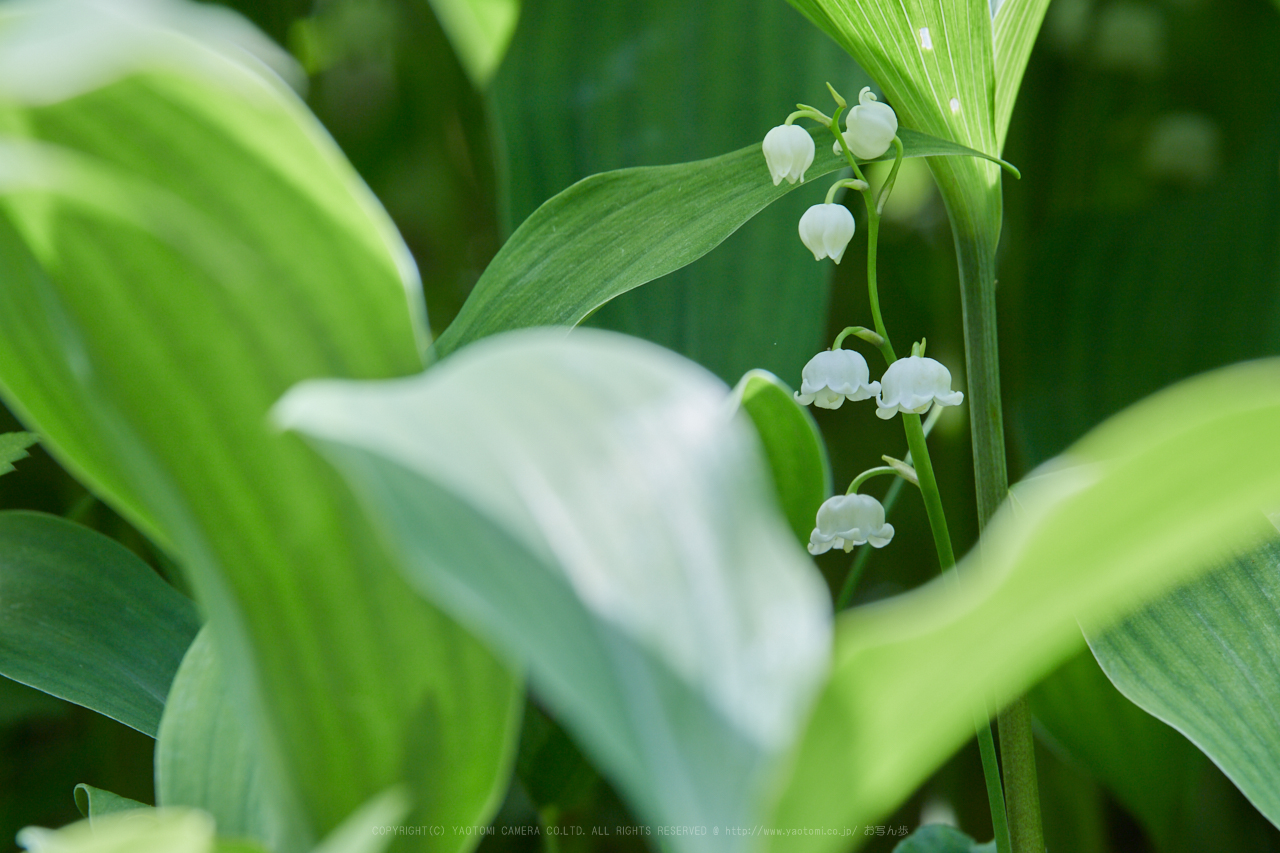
left=875, top=136, right=906, bottom=216
left=845, top=465, right=902, bottom=495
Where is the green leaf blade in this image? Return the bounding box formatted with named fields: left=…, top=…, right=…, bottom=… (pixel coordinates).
left=0, top=431, right=36, bottom=476
left=425, top=0, right=520, bottom=89
left=0, top=511, right=199, bottom=737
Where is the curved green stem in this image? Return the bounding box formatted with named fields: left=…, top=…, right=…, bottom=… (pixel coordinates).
left=875, top=136, right=905, bottom=216
left=845, top=465, right=901, bottom=495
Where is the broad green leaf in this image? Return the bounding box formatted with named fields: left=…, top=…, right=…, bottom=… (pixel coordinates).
left=731, top=370, right=831, bottom=546
left=767, top=359, right=1280, bottom=853
left=17, top=808, right=214, bottom=853
left=893, top=825, right=994, bottom=853
left=0, top=2, right=519, bottom=846
left=488, top=0, right=857, bottom=385
left=1031, top=648, right=1277, bottom=853
left=1087, top=536, right=1280, bottom=830
left=74, top=785, right=150, bottom=821
left=425, top=0, right=519, bottom=89
left=434, top=128, right=1012, bottom=359
left=0, top=429, right=35, bottom=475
left=0, top=511, right=199, bottom=737
left=156, top=629, right=300, bottom=853
left=275, top=328, right=833, bottom=852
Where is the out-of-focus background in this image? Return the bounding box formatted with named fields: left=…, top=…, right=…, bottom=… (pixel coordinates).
left=2, top=0, right=1278, bottom=850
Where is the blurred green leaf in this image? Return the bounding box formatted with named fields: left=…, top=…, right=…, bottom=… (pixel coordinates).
left=17, top=808, right=214, bottom=853
left=1088, top=536, right=1280, bottom=831
left=768, top=359, right=1280, bottom=852
left=732, top=369, right=831, bottom=546
left=0, top=1, right=519, bottom=846
left=435, top=129, right=1011, bottom=360
left=276, top=328, right=833, bottom=852
left=424, top=0, right=519, bottom=89
left=0, top=511, right=199, bottom=737
left=0, top=430, right=36, bottom=476
left=74, top=785, right=149, bottom=821
left=892, top=825, right=994, bottom=853
left=156, top=629, right=299, bottom=853
left=310, top=788, right=410, bottom=853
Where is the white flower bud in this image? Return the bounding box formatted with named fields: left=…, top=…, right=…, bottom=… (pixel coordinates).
left=798, top=203, right=855, bottom=263
left=807, top=493, right=895, bottom=554
left=875, top=355, right=964, bottom=419
left=831, top=87, right=899, bottom=160
left=762, top=124, right=816, bottom=186
left=793, top=350, right=880, bottom=409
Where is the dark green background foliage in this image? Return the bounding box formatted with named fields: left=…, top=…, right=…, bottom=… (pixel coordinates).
left=1, top=0, right=1278, bottom=851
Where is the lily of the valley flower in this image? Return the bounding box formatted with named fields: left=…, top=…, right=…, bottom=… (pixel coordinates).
left=798, top=203, right=855, bottom=263
left=762, top=124, right=816, bottom=186
left=794, top=349, right=880, bottom=409
left=875, top=355, right=965, bottom=419
left=807, top=493, right=895, bottom=554
left=832, top=87, right=899, bottom=160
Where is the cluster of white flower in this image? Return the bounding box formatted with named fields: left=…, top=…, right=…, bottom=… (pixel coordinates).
left=795, top=349, right=964, bottom=554
left=761, top=87, right=899, bottom=264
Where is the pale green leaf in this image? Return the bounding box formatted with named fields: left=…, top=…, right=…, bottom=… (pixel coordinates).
left=0, top=2, right=519, bottom=846
left=1088, top=536, right=1280, bottom=830
left=893, top=825, right=994, bottom=853
left=0, top=430, right=36, bottom=475
left=768, top=359, right=1280, bottom=853
left=276, top=328, right=833, bottom=853
left=731, top=370, right=830, bottom=546
left=0, top=511, right=199, bottom=737
left=425, top=0, right=519, bottom=89
left=17, top=809, right=214, bottom=853
left=157, top=629, right=302, bottom=853
left=311, top=789, right=410, bottom=853
left=74, top=785, right=150, bottom=822
left=434, top=129, right=1013, bottom=358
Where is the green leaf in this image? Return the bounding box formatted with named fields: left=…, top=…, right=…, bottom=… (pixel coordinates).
left=0, top=511, right=199, bottom=737
left=425, top=0, right=519, bottom=89
left=74, top=785, right=150, bottom=821
left=1087, top=536, right=1280, bottom=830
left=731, top=370, right=830, bottom=546
left=275, top=328, right=833, bottom=852
left=767, top=359, right=1280, bottom=853
left=993, top=0, right=1053, bottom=150
left=0, top=2, right=519, bottom=846
left=311, top=788, right=410, bottom=853
left=892, top=825, right=994, bottom=853
left=0, top=430, right=36, bottom=475
left=434, top=128, right=1011, bottom=359
left=156, top=629, right=301, bottom=853
left=17, top=808, right=215, bottom=853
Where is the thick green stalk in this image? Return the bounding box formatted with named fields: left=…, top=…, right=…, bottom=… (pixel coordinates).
left=931, top=155, right=1044, bottom=853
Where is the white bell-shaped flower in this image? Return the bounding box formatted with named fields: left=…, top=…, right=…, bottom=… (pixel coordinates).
left=798, top=203, right=855, bottom=263
left=875, top=355, right=965, bottom=419
left=794, top=349, right=880, bottom=409
left=807, top=493, right=895, bottom=554
left=762, top=124, right=816, bottom=186
left=832, top=87, right=899, bottom=160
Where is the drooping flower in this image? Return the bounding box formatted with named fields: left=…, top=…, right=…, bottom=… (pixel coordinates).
left=875, top=355, right=965, bottom=419
left=794, top=349, right=880, bottom=409
left=762, top=124, right=816, bottom=186
left=798, top=203, right=855, bottom=263
left=807, top=493, right=895, bottom=554
left=832, top=87, right=899, bottom=160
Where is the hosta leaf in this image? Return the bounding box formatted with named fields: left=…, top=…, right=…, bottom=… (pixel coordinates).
left=1087, top=536, right=1280, bottom=830
left=0, top=430, right=36, bottom=475
left=731, top=370, right=830, bottom=546
left=0, top=511, right=199, bottom=737
left=276, top=328, right=833, bottom=853
left=0, top=2, right=519, bottom=846
left=768, top=359, right=1280, bottom=853
left=434, top=128, right=1012, bottom=358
